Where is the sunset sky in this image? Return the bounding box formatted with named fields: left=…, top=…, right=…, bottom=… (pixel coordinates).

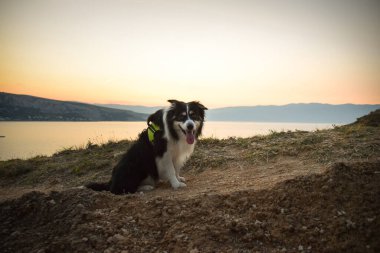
left=1, top=0, right=379, bottom=108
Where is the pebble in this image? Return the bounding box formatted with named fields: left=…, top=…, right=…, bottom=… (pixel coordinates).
left=367, top=217, right=375, bottom=223
left=298, top=245, right=303, bottom=251
left=337, top=210, right=346, bottom=216
left=345, top=219, right=356, bottom=229
left=113, top=234, right=126, bottom=241
left=254, top=220, right=262, bottom=227
left=104, top=248, right=114, bottom=253
left=106, top=236, right=113, bottom=243
left=11, top=231, right=21, bottom=237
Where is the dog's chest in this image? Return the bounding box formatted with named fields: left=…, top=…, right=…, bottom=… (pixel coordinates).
left=169, top=141, right=195, bottom=167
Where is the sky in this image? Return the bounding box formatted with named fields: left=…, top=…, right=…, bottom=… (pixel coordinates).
left=0, top=0, right=379, bottom=108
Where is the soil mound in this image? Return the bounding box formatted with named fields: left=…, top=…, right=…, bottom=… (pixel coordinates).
left=353, top=109, right=380, bottom=127
left=1, top=161, right=379, bottom=253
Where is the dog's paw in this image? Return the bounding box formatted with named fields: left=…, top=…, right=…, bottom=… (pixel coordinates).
left=171, top=181, right=187, bottom=189
left=178, top=176, right=186, bottom=182
left=138, top=185, right=155, bottom=192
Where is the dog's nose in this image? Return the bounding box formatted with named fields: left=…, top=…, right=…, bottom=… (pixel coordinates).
left=187, top=123, right=194, bottom=131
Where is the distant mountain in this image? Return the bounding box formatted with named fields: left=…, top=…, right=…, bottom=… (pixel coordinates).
left=0, top=92, right=147, bottom=121
left=2, top=92, right=379, bottom=123
left=95, top=104, right=163, bottom=114
left=207, top=103, right=380, bottom=123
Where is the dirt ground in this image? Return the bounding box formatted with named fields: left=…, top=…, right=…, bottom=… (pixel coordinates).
left=0, top=117, right=379, bottom=253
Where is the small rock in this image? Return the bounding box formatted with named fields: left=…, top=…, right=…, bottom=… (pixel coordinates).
left=104, top=248, right=114, bottom=253
left=367, top=217, right=376, bottom=223
left=82, top=237, right=88, bottom=242
left=113, top=234, right=126, bottom=241
left=298, top=245, right=303, bottom=251
left=346, top=219, right=356, bottom=229
left=11, top=231, right=21, bottom=237
left=107, top=236, right=114, bottom=243
left=337, top=210, right=346, bottom=216
left=254, top=220, right=262, bottom=227
left=48, top=199, right=56, bottom=205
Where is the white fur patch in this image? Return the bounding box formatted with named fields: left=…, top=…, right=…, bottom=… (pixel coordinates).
left=156, top=106, right=195, bottom=189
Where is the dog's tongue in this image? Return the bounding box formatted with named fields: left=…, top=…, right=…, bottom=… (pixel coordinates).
left=186, top=132, right=195, bottom=144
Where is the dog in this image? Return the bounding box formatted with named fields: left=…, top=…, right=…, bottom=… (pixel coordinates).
left=86, top=99, right=207, bottom=194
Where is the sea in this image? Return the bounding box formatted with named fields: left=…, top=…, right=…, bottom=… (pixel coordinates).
left=0, top=121, right=336, bottom=161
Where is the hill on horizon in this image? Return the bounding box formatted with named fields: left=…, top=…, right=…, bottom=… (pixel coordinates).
left=206, top=103, right=380, bottom=123
left=97, top=102, right=380, bottom=124
left=1, top=92, right=379, bottom=123
left=0, top=92, right=147, bottom=121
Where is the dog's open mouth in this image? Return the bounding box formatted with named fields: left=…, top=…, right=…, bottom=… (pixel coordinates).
left=180, top=126, right=195, bottom=144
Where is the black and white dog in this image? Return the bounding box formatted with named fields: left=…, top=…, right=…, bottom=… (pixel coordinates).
left=86, top=100, right=207, bottom=194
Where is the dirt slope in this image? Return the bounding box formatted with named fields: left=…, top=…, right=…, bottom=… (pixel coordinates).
left=0, top=120, right=379, bottom=252
left=1, top=162, right=379, bottom=253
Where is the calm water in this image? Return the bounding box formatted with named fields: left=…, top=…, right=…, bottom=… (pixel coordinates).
left=0, top=121, right=335, bottom=160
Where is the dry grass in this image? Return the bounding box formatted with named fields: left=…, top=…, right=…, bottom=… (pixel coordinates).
left=0, top=122, right=379, bottom=188
left=187, top=124, right=380, bottom=169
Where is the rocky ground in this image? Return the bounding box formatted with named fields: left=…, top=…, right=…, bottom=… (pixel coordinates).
left=0, top=112, right=379, bottom=253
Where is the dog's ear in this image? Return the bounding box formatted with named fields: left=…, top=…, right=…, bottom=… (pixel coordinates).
left=147, top=110, right=162, bottom=125
left=192, top=101, right=208, bottom=111
left=168, top=99, right=180, bottom=105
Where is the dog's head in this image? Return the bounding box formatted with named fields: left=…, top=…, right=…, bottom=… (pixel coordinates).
left=166, top=99, right=207, bottom=144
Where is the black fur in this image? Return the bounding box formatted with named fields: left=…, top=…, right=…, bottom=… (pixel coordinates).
left=86, top=100, right=207, bottom=195
left=87, top=130, right=159, bottom=194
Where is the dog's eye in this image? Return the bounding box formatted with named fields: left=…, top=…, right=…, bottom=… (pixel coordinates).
left=192, top=115, right=200, bottom=121
left=189, top=111, right=201, bottom=120
left=176, top=114, right=186, bottom=121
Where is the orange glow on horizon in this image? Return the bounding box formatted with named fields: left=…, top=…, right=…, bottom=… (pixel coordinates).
left=1, top=0, right=379, bottom=108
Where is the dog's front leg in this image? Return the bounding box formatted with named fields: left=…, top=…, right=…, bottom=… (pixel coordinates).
left=173, top=159, right=186, bottom=183
left=156, top=153, right=186, bottom=189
